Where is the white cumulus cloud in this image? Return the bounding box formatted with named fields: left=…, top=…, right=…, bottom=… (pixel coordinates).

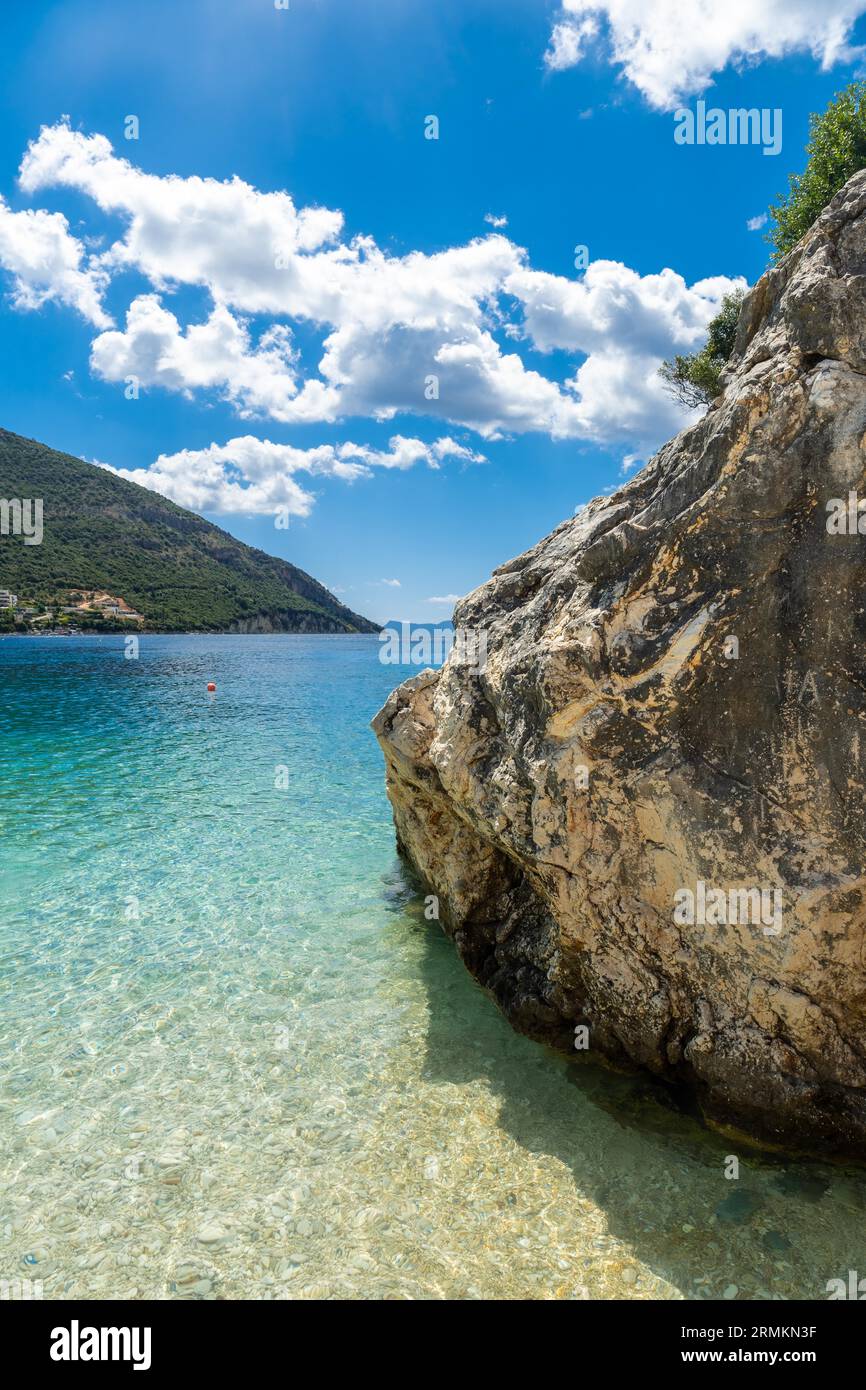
left=104, top=433, right=483, bottom=516
left=506, top=261, right=747, bottom=450
left=89, top=294, right=320, bottom=420
left=544, top=1, right=866, bottom=108
left=0, top=196, right=110, bottom=326
left=545, top=15, right=600, bottom=72
left=12, top=122, right=743, bottom=454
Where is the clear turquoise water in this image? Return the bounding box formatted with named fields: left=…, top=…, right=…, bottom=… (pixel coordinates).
left=0, top=633, right=863, bottom=1301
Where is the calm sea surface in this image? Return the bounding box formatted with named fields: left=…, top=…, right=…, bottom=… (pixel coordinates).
left=0, top=634, right=862, bottom=1300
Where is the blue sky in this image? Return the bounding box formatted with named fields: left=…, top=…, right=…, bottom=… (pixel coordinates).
left=1, top=0, right=865, bottom=623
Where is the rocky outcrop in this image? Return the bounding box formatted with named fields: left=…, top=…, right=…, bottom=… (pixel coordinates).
left=226, top=611, right=373, bottom=635
left=373, top=172, right=866, bottom=1156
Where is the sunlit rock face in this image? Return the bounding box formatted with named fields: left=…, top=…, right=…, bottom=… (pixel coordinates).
left=373, top=172, right=866, bottom=1158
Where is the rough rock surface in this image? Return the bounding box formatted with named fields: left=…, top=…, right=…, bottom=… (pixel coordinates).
left=373, top=173, right=866, bottom=1156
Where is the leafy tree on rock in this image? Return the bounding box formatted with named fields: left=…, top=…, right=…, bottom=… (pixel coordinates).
left=769, top=81, right=866, bottom=261
left=659, top=289, right=745, bottom=410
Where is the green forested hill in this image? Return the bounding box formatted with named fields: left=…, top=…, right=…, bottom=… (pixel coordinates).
left=0, top=428, right=378, bottom=633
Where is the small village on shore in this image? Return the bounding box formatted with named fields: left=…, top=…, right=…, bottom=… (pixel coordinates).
left=0, top=585, right=144, bottom=633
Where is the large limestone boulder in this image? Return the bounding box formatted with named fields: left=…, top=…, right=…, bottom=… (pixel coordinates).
left=373, top=172, right=866, bottom=1156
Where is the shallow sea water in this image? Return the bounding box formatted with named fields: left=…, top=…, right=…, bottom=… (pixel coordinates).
left=0, top=633, right=863, bottom=1301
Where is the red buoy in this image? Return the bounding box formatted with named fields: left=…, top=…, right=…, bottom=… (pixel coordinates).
left=207, top=682, right=216, bottom=692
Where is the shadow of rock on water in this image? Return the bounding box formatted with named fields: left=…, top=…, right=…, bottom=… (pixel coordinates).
left=397, top=885, right=866, bottom=1301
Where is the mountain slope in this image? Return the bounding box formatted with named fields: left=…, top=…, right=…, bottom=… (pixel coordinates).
left=0, top=429, right=377, bottom=633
